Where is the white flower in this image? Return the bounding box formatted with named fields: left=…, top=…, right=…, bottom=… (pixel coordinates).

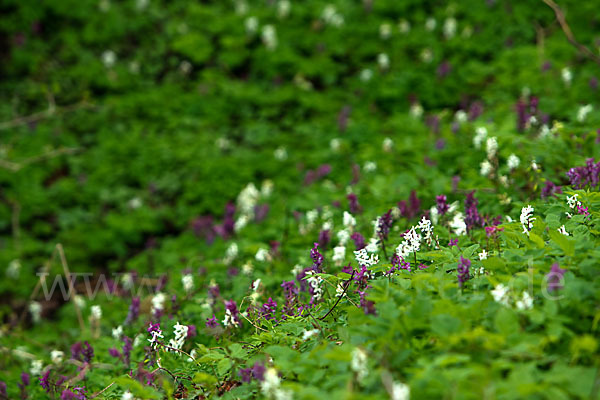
left=450, top=212, right=467, bottom=236
left=566, top=194, right=581, bottom=209
left=7, top=259, right=21, bottom=279
left=274, top=146, right=288, bottom=160
left=101, top=50, right=116, bottom=68
left=242, top=261, right=254, bottom=275
left=473, top=127, right=487, bottom=149
left=491, top=284, right=510, bottom=306
left=147, top=324, right=164, bottom=349
left=277, top=0, right=290, bottom=18
left=235, top=0, right=248, bottom=15
left=561, top=67, right=572, bottom=86
left=410, top=103, right=423, bottom=118
left=121, top=273, right=134, bottom=290
left=351, top=348, right=368, bottom=382
left=255, top=248, right=271, bottom=262
left=262, top=368, right=281, bottom=395
left=366, top=237, right=379, bottom=253
left=516, top=291, right=533, bottom=310
left=396, top=226, right=421, bottom=258
left=337, top=228, right=350, bottom=245
left=322, top=5, right=344, bottom=26
left=261, top=180, right=274, bottom=197
left=50, top=350, right=64, bottom=364
left=486, top=137, right=498, bottom=159
left=382, top=137, right=394, bottom=152
left=237, top=183, right=260, bottom=216
left=234, top=215, right=249, bottom=232
left=332, top=245, right=346, bottom=266
left=151, top=292, right=166, bottom=315
left=520, top=205, right=535, bottom=235
left=577, top=104, right=593, bottom=122
left=364, top=161, right=377, bottom=172
left=360, top=68, right=373, bottom=82
left=478, top=250, right=488, bottom=260
left=420, top=48, right=433, bottom=63
left=128, top=197, right=142, bottom=209
left=182, top=274, right=194, bottom=294
left=480, top=160, right=493, bottom=177
left=135, top=0, right=148, bottom=10
left=455, top=110, right=467, bottom=123
left=112, top=325, right=123, bottom=339
left=378, top=53, right=390, bottom=70
left=302, top=329, right=320, bottom=340
left=398, top=19, right=411, bottom=33
left=531, top=159, right=539, bottom=171
left=335, top=282, right=346, bottom=297
left=306, top=209, right=319, bottom=225
left=30, top=359, right=43, bottom=376
left=306, top=271, right=324, bottom=301
left=122, top=392, right=134, bottom=400
left=354, top=248, right=379, bottom=267
left=380, top=23, right=392, bottom=39
left=417, top=216, right=434, bottom=244
left=222, top=308, right=239, bottom=327
left=443, top=17, right=456, bottom=39
left=261, top=25, right=277, bottom=50
left=74, top=295, right=86, bottom=309
left=224, top=243, right=239, bottom=264
left=507, top=154, right=520, bottom=170
left=252, top=279, right=261, bottom=291
left=558, top=225, right=569, bottom=236
left=425, top=17, right=436, bottom=31
left=330, top=138, right=341, bottom=151
left=168, top=322, right=188, bottom=353
left=91, top=305, right=102, bottom=320
left=391, top=382, right=410, bottom=400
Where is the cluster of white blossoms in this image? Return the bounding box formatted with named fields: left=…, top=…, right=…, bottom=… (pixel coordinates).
left=222, top=308, right=240, bottom=328
left=147, top=324, right=164, bottom=349
left=378, top=53, right=390, bottom=70
left=351, top=348, right=368, bottom=383
left=577, top=104, right=593, bottom=122
left=557, top=225, right=569, bottom=236
left=274, top=146, right=288, bottom=161
left=491, top=284, right=533, bottom=310
left=410, top=103, right=423, bottom=118
left=473, top=126, right=487, bottom=149
left=101, top=50, right=116, bottom=68
left=261, top=25, right=277, bottom=50
left=382, top=137, right=394, bottom=152
left=29, top=301, right=42, bottom=324
left=332, top=245, right=346, bottom=266
left=112, top=325, right=123, bottom=339
left=90, top=305, right=102, bottom=321
left=322, top=5, right=344, bottom=27
left=398, top=19, right=410, bottom=33
left=255, top=247, right=272, bottom=263
left=478, top=249, right=488, bottom=261
left=417, top=216, right=435, bottom=246
left=354, top=248, right=379, bottom=268
left=182, top=273, right=194, bottom=294
left=443, top=17, right=457, bottom=39
left=396, top=226, right=421, bottom=259
left=168, top=322, right=188, bottom=353
left=301, top=329, right=320, bottom=341
left=561, top=67, right=572, bottom=86
left=520, top=205, right=535, bottom=235
left=379, top=23, right=392, bottom=39
left=429, top=200, right=459, bottom=225
left=30, top=359, right=43, bottom=376
left=235, top=183, right=260, bottom=231
left=425, top=17, right=436, bottom=31
left=7, top=259, right=20, bottom=279
left=277, top=0, right=291, bottom=19
left=51, top=350, right=64, bottom=364
left=566, top=194, right=581, bottom=219
left=305, top=271, right=324, bottom=301
left=390, top=381, right=410, bottom=400
left=151, top=292, right=167, bottom=315
left=261, top=368, right=292, bottom=400
left=507, top=154, right=520, bottom=170
left=224, top=242, right=238, bottom=265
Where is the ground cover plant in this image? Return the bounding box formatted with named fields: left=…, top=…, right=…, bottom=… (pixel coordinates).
left=1, top=0, right=600, bottom=398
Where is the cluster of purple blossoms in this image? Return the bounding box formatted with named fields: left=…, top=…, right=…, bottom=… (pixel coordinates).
left=206, top=315, right=219, bottom=328
left=436, top=194, right=449, bottom=216
left=223, top=300, right=241, bottom=327
left=398, top=190, right=421, bottom=219
left=566, top=158, right=600, bottom=189
left=60, top=386, right=86, bottom=400
left=39, top=370, right=51, bottom=392
left=347, top=193, right=362, bottom=214
left=485, top=226, right=504, bottom=238
left=377, top=209, right=393, bottom=242
left=358, top=290, right=376, bottom=315
left=124, top=296, right=140, bottom=325
left=464, top=191, right=484, bottom=232
left=71, top=341, right=94, bottom=365
left=457, top=256, right=471, bottom=287
left=540, top=180, right=562, bottom=199
left=390, top=253, right=411, bottom=273
left=448, top=238, right=458, bottom=247
left=192, top=202, right=237, bottom=243
left=238, top=362, right=266, bottom=384
left=310, top=242, right=324, bottom=272
left=318, top=229, right=331, bottom=249
left=546, top=263, right=566, bottom=292
left=260, top=298, right=278, bottom=320
left=304, top=164, right=332, bottom=186
left=281, top=280, right=298, bottom=316
left=351, top=232, right=366, bottom=250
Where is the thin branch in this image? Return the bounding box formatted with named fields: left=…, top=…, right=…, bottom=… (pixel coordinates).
left=57, top=243, right=86, bottom=332
left=542, top=0, right=600, bottom=65
left=91, top=382, right=115, bottom=398
left=319, top=271, right=355, bottom=321
left=0, top=147, right=81, bottom=172
left=0, top=101, right=93, bottom=131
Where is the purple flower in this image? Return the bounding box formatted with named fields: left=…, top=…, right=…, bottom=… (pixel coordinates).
left=109, top=348, right=121, bottom=358
left=60, top=387, right=86, bottom=400
left=358, top=290, right=376, bottom=315
left=566, top=158, right=600, bottom=189
left=254, top=204, right=270, bottom=223
left=390, top=253, right=411, bottom=273
left=590, top=76, right=598, bottom=91
left=436, top=195, right=449, bottom=216
left=208, top=283, right=220, bottom=301
left=347, top=193, right=362, bottom=214
left=448, top=238, right=458, bottom=247
left=540, top=180, right=562, bottom=199
left=21, top=372, right=30, bottom=386
left=351, top=163, right=361, bottom=185
left=464, top=191, right=483, bottom=232
left=124, top=296, right=140, bottom=325
left=457, top=256, right=471, bottom=287
left=224, top=300, right=241, bottom=326
left=206, top=315, right=219, bottom=328
left=318, top=229, right=331, bottom=249
left=252, top=362, right=266, bottom=381
left=187, top=325, right=197, bottom=338
left=238, top=367, right=253, bottom=383
left=485, top=226, right=503, bottom=238
left=437, top=61, right=452, bottom=78
left=260, top=298, right=278, bottom=320
left=338, top=105, right=351, bottom=132
left=452, top=175, right=461, bottom=193
left=546, top=263, right=566, bottom=292
left=341, top=263, right=354, bottom=274
left=310, top=242, right=324, bottom=272
left=122, top=336, right=133, bottom=367
left=377, top=209, right=393, bottom=242
left=281, top=281, right=298, bottom=316
left=398, top=190, right=420, bottom=219
left=0, top=381, right=6, bottom=397
left=351, top=232, right=366, bottom=250
left=468, top=101, right=483, bottom=121
left=191, top=215, right=216, bottom=244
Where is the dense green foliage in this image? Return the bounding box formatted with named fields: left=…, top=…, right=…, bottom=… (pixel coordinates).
left=1, top=0, right=599, bottom=399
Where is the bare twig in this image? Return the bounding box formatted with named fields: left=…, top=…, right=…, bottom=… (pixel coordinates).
left=0, top=101, right=93, bottom=131
left=0, top=147, right=81, bottom=172
left=91, top=382, right=115, bottom=398
left=542, top=0, right=600, bottom=65
left=57, top=243, right=86, bottom=332
left=319, top=271, right=355, bottom=321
